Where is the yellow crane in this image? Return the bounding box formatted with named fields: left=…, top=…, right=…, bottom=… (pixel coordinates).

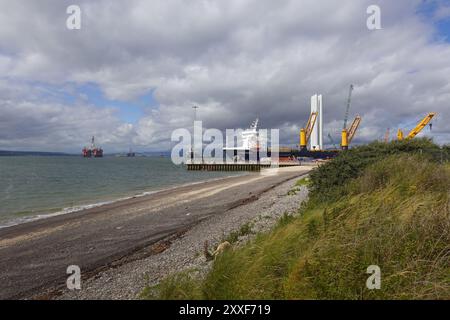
left=397, top=112, right=436, bottom=140
left=341, top=115, right=362, bottom=150
left=340, top=84, right=361, bottom=150
left=299, top=112, right=318, bottom=150
left=347, top=115, right=362, bottom=144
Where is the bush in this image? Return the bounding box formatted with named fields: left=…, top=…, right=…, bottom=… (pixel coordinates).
left=308, top=138, right=444, bottom=203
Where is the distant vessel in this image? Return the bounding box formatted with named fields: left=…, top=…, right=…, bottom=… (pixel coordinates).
left=127, top=148, right=135, bottom=157
left=82, top=136, right=103, bottom=158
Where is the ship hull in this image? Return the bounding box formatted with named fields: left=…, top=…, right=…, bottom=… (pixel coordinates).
left=82, top=137, right=103, bottom=157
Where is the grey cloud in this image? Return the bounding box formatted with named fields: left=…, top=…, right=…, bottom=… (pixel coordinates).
left=0, top=0, right=449, bottom=152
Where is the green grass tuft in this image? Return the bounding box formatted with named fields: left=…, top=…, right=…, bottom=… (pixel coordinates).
left=140, top=269, right=203, bottom=300
left=224, top=222, right=254, bottom=244
left=295, top=177, right=310, bottom=187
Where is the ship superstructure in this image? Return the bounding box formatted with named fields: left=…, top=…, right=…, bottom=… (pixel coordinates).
left=223, top=118, right=260, bottom=151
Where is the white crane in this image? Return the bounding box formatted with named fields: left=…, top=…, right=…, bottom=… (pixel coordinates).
left=343, top=84, right=354, bottom=130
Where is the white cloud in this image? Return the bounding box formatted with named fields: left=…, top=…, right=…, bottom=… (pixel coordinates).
left=434, top=4, right=450, bottom=20
left=0, top=0, right=449, bottom=152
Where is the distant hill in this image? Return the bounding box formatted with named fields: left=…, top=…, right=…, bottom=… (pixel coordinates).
left=109, top=151, right=171, bottom=157
left=141, top=151, right=171, bottom=157
left=0, top=150, right=172, bottom=157
left=0, top=150, right=72, bottom=157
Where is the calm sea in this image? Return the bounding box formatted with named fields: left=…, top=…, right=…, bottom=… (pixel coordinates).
left=0, top=156, right=242, bottom=228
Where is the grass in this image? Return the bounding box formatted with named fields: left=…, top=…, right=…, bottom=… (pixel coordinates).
left=142, top=140, right=450, bottom=300
left=308, top=138, right=446, bottom=203
left=140, top=269, right=203, bottom=300
left=223, top=222, right=254, bottom=244
left=295, top=177, right=310, bottom=187
left=288, top=177, right=310, bottom=195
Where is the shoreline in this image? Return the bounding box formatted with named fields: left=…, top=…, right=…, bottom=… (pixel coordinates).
left=0, top=172, right=248, bottom=230
left=60, top=170, right=310, bottom=300
left=0, top=166, right=312, bottom=299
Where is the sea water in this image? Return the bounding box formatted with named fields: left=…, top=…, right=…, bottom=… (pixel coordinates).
left=0, top=156, right=242, bottom=228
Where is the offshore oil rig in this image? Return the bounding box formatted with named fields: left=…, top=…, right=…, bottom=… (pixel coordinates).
left=82, top=136, right=103, bottom=158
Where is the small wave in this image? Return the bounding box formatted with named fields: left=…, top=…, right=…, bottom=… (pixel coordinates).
left=0, top=173, right=247, bottom=229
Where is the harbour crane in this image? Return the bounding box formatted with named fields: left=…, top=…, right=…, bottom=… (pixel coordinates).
left=347, top=115, right=362, bottom=144
left=340, top=84, right=361, bottom=150
left=299, top=112, right=318, bottom=150
left=397, top=112, right=436, bottom=140
left=384, top=128, right=390, bottom=143
left=327, top=133, right=338, bottom=149
left=341, top=115, right=362, bottom=150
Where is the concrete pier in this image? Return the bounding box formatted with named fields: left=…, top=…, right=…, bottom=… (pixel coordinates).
left=186, top=162, right=301, bottom=171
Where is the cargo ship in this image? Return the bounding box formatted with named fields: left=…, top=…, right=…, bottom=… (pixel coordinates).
left=82, top=136, right=103, bottom=158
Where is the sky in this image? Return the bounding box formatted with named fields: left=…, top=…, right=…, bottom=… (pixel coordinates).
left=0, top=0, right=449, bottom=153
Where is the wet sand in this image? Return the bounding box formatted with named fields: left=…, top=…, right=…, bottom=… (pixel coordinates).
left=0, top=166, right=312, bottom=299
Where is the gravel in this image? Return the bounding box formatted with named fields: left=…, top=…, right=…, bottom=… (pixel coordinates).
left=59, top=175, right=309, bottom=300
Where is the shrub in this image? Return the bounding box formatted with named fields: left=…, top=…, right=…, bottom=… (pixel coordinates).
left=308, top=138, right=444, bottom=203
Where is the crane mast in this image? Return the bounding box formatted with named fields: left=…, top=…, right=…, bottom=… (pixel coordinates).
left=300, top=112, right=318, bottom=150
left=384, top=128, right=390, bottom=143
left=347, top=115, right=361, bottom=144
left=406, top=112, right=436, bottom=139
left=397, top=112, right=436, bottom=140
left=341, top=84, right=361, bottom=150
left=305, top=112, right=317, bottom=143
left=327, top=133, right=337, bottom=149
left=343, top=84, right=354, bottom=130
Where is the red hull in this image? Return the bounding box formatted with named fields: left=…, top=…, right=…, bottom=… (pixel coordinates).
left=92, top=148, right=103, bottom=157
left=82, top=147, right=103, bottom=157
left=82, top=148, right=92, bottom=157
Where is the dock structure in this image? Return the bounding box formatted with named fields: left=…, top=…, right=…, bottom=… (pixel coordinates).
left=186, top=162, right=301, bottom=171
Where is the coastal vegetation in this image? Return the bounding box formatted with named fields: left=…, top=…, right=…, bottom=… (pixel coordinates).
left=142, top=139, right=450, bottom=300
left=223, top=222, right=255, bottom=245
